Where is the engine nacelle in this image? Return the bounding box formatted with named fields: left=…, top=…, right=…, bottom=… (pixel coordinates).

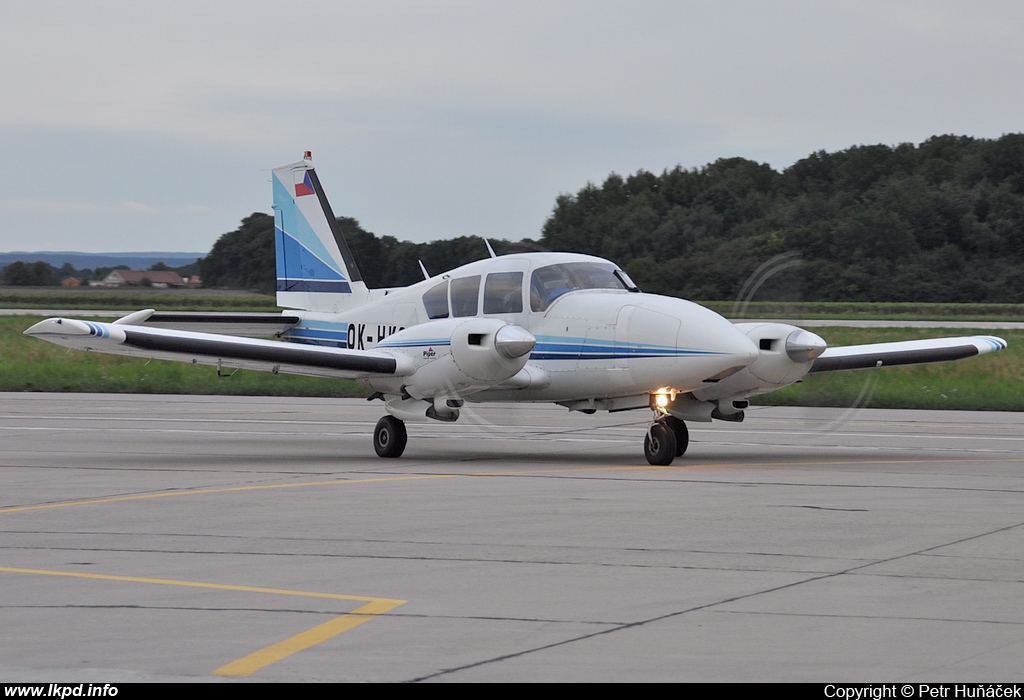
left=691, top=323, right=826, bottom=403
left=368, top=317, right=536, bottom=402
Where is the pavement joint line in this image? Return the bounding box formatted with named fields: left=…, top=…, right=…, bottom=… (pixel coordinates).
left=0, top=565, right=406, bottom=677
left=2, top=457, right=1019, bottom=516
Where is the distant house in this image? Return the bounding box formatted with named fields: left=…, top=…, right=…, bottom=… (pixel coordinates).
left=102, top=270, right=187, bottom=288
left=61, top=277, right=81, bottom=287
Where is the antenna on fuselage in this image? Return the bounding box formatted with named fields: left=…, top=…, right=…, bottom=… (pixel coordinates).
left=418, top=260, right=430, bottom=280
left=483, top=239, right=497, bottom=259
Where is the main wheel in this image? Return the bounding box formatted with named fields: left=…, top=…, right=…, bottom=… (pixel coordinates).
left=663, top=416, right=689, bottom=456
left=644, top=422, right=677, bottom=466
left=373, top=415, right=408, bottom=458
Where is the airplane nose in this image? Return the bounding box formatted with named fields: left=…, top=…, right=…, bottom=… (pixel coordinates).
left=713, top=324, right=760, bottom=374
left=668, top=307, right=759, bottom=385
left=733, top=331, right=761, bottom=365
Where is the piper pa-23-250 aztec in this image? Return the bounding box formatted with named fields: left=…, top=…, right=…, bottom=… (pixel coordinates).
left=26, top=153, right=1008, bottom=465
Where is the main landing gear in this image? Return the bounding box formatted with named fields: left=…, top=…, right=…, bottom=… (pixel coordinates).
left=373, top=415, right=408, bottom=458
left=373, top=412, right=690, bottom=465
left=644, top=415, right=689, bottom=466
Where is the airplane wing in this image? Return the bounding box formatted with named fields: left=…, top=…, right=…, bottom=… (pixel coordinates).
left=810, top=335, right=1007, bottom=373
left=23, top=317, right=412, bottom=380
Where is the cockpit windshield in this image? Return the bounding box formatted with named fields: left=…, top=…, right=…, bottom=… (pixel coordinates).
left=530, top=262, right=637, bottom=312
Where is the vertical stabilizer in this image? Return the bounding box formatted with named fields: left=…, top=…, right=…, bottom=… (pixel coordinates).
left=272, top=153, right=369, bottom=312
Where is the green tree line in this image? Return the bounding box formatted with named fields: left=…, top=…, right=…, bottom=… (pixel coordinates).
left=199, top=214, right=533, bottom=292
left=202, top=134, right=1024, bottom=302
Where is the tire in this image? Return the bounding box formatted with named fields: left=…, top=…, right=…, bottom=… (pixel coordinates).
left=644, top=422, right=677, bottom=466
left=663, top=416, right=689, bottom=456
left=373, top=416, right=408, bottom=458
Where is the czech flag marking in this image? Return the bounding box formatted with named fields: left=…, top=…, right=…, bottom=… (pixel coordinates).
left=294, top=172, right=315, bottom=197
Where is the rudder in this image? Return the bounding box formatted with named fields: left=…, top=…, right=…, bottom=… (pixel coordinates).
left=272, top=153, right=369, bottom=312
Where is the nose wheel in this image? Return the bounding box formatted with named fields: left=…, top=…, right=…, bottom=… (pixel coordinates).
left=644, top=415, right=689, bottom=465
left=374, top=415, right=408, bottom=458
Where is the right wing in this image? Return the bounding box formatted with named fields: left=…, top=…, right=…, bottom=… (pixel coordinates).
left=24, top=317, right=413, bottom=380
left=810, top=336, right=1007, bottom=373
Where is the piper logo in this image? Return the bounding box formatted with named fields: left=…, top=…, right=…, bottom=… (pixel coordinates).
left=422, top=347, right=436, bottom=359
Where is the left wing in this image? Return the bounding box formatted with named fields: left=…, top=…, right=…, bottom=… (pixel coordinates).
left=24, top=317, right=413, bottom=380
left=810, top=335, right=1007, bottom=373
left=687, top=328, right=1007, bottom=417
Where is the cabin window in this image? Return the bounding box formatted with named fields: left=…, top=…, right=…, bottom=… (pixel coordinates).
left=483, top=272, right=523, bottom=314
left=423, top=281, right=449, bottom=319
left=451, top=275, right=481, bottom=317
left=529, top=262, right=630, bottom=312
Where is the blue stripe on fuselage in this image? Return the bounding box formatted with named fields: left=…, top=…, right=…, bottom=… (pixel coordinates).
left=530, top=335, right=721, bottom=361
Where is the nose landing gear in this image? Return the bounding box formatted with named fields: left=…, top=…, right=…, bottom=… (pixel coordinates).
left=644, top=414, right=689, bottom=466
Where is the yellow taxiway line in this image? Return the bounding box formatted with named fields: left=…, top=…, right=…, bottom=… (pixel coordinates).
left=0, top=566, right=406, bottom=677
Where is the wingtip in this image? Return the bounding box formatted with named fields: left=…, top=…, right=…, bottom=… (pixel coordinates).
left=975, top=336, right=1008, bottom=353
left=24, top=317, right=79, bottom=337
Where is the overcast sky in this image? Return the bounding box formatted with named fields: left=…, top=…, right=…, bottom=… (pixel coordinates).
left=2, top=0, right=1022, bottom=254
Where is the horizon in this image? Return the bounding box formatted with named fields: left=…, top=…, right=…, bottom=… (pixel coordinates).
left=1, top=250, right=207, bottom=256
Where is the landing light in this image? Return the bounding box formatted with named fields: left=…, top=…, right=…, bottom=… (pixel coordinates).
left=653, top=389, right=678, bottom=410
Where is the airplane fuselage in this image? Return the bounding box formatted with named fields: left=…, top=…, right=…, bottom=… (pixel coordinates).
left=281, top=252, right=760, bottom=412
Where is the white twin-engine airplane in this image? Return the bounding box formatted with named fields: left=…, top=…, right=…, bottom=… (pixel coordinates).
left=25, top=153, right=1008, bottom=465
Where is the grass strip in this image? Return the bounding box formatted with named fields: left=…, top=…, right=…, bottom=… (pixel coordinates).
left=4, top=291, right=1024, bottom=321
left=0, top=290, right=276, bottom=312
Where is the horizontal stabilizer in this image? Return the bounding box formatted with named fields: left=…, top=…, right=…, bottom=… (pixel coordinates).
left=126, top=311, right=301, bottom=337
left=810, top=335, right=1006, bottom=373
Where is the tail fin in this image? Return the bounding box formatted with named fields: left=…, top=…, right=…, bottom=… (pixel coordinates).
left=272, top=153, right=369, bottom=312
